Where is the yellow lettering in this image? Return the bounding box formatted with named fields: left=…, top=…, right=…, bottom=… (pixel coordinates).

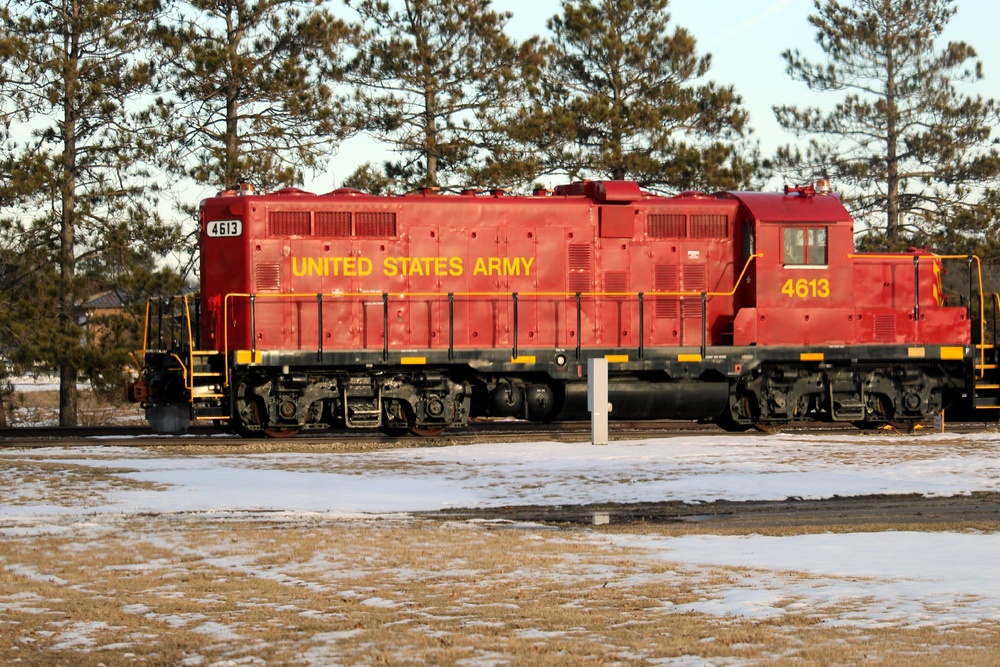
left=472, top=256, right=536, bottom=276
left=383, top=257, right=398, bottom=277
left=292, top=256, right=381, bottom=278
left=782, top=277, right=831, bottom=298
left=306, top=257, right=323, bottom=276
left=450, top=257, right=463, bottom=276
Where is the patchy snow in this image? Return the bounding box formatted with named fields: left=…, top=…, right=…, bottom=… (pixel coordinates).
left=611, top=531, right=1000, bottom=628
left=9, top=373, right=86, bottom=393
left=3, top=430, right=1000, bottom=628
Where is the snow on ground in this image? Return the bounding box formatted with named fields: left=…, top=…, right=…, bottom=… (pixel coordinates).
left=3, top=430, right=1000, bottom=627
left=10, top=372, right=69, bottom=393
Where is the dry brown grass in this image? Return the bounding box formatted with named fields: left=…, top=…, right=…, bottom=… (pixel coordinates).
left=2, top=409, right=1000, bottom=663
left=7, top=388, right=145, bottom=427
left=0, top=459, right=166, bottom=507
left=0, top=516, right=998, bottom=666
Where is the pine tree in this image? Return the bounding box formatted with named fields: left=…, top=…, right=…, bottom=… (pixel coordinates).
left=0, top=0, right=178, bottom=426
left=345, top=0, right=523, bottom=190
left=774, top=0, right=1000, bottom=245
left=493, top=0, right=760, bottom=192
left=152, top=0, right=353, bottom=190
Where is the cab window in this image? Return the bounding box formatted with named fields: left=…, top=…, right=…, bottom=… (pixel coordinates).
left=783, top=226, right=827, bottom=266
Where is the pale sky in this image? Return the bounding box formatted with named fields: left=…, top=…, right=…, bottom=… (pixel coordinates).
left=503, top=0, right=1000, bottom=158
left=314, top=0, right=1000, bottom=191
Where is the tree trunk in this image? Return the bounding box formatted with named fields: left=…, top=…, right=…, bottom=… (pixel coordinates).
left=424, top=88, right=438, bottom=186
left=59, top=5, right=80, bottom=427
left=59, top=365, right=78, bottom=427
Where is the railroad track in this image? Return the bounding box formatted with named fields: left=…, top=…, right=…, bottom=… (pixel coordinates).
left=0, top=419, right=992, bottom=449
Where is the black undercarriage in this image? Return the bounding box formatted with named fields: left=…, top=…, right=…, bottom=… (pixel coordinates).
left=134, top=344, right=971, bottom=436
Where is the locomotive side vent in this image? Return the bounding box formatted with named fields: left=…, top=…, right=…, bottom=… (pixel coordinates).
left=315, top=211, right=351, bottom=237
left=604, top=271, right=628, bottom=294
left=682, top=265, right=707, bottom=318
left=355, top=211, right=397, bottom=237
left=268, top=210, right=310, bottom=236
left=255, top=263, right=281, bottom=292
left=648, top=213, right=685, bottom=238
left=688, top=214, right=728, bottom=238
left=654, top=265, right=679, bottom=318
left=567, top=244, right=593, bottom=292
left=873, top=314, right=896, bottom=342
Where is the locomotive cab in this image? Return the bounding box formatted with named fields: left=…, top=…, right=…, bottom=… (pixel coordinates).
left=730, top=182, right=856, bottom=346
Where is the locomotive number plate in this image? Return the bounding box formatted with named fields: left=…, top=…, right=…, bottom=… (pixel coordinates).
left=781, top=277, right=830, bottom=298
left=206, top=220, right=243, bottom=237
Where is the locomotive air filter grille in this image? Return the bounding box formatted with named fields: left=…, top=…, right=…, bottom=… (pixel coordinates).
left=268, top=211, right=310, bottom=236
left=689, top=214, right=728, bottom=238
left=873, top=314, right=896, bottom=342
left=648, top=214, right=685, bottom=238
left=682, top=265, right=708, bottom=318
left=567, top=244, right=593, bottom=292
left=315, top=211, right=351, bottom=237
left=255, top=263, right=281, bottom=291
left=654, top=265, right=679, bottom=318
left=355, top=212, right=397, bottom=237
left=604, top=271, right=628, bottom=293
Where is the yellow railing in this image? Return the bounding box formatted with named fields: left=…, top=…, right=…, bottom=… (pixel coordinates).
left=849, top=252, right=985, bottom=375
left=216, top=253, right=764, bottom=388
left=135, top=294, right=200, bottom=395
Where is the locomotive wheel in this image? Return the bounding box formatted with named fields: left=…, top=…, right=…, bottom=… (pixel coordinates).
left=753, top=421, right=785, bottom=434
left=251, top=400, right=299, bottom=439
left=715, top=409, right=752, bottom=432
left=715, top=393, right=754, bottom=432
left=264, top=427, right=299, bottom=439
left=888, top=419, right=921, bottom=432
left=410, top=427, right=445, bottom=437
left=851, top=420, right=882, bottom=431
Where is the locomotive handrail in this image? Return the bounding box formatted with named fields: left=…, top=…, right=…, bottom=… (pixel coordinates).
left=141, top=300, right=151, bottom=353
left=218, top=253, right=763, bottom=387
left=848, top=252, right=985, bottom=376
left=170, top=353, right=189, bottom=390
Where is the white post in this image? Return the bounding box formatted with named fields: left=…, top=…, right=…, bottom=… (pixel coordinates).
left=588, top=357, right=609, bottom=445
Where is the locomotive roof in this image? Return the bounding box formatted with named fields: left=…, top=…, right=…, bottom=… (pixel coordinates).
left=208, top=181, right=854, bottom=226
left=722, top=190, right=852, bottom=224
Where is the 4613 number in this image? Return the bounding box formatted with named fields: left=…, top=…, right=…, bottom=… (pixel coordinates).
left=206, top=219, right=242, bottom=238
left=781, top=278, right=830, bottom=298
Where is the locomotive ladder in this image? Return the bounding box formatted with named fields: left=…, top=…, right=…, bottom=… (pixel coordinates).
left=973, top=292, right=1000, bottom=411
left=188, top=350, right=228, bottom=422
left=136, top=295, right=229, bottom=421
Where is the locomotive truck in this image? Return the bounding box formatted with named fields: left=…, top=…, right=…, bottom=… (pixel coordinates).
left=126, top=179, right=1000, bottom=436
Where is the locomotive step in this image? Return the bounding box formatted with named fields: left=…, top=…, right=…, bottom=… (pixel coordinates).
left=194, top=409, right=230, bottom=420
left=345, top=408, right=381, bottom=428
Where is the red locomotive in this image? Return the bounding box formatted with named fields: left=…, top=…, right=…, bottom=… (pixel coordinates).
left=128, top=179, right=996, bottom=435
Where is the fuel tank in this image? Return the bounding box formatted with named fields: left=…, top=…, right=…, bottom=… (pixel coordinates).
left=553, top=380, right=729, bottom=421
